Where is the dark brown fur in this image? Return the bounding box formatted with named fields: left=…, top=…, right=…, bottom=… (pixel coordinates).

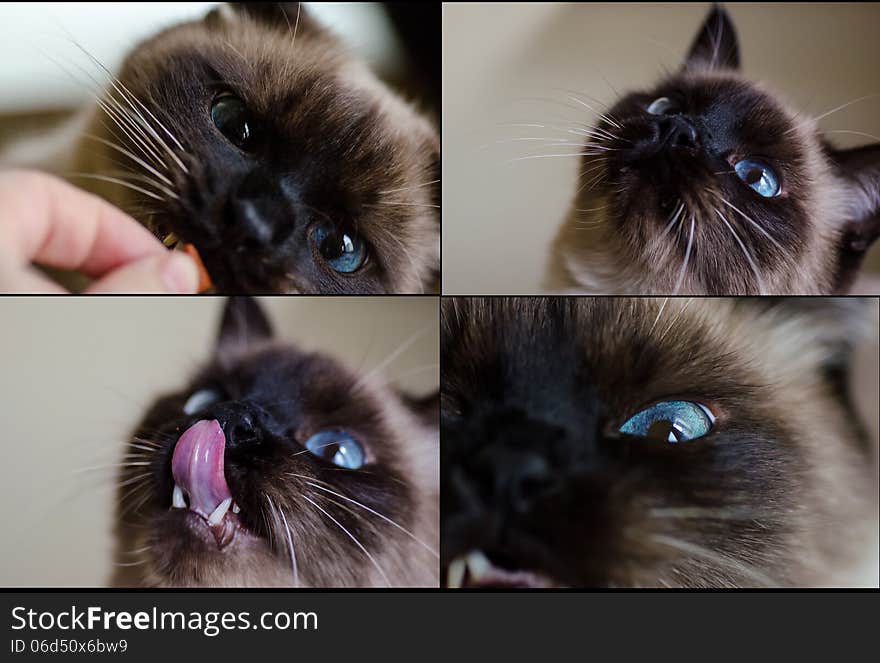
left=441, top=297, right=878, bottom=587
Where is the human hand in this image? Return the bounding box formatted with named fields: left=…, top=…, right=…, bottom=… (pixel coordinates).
left=0, top=170, right=199, bottom=293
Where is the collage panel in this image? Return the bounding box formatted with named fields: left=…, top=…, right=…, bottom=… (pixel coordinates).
left=0, top=296, right=439, bottom=587
left=443, top=3, right=880, bottom=295
left=0, top=2, right=439, bottom=294
left=440, top=297, right=879, bottom=587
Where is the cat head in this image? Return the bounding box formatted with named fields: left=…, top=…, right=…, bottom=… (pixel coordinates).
left=441, top=297, right=877, bottom=587
left=555, top=6, right=880, bottom=294
left=113, top=297, right=439, bottom=587
left=83, top=3, right=439, bottom=293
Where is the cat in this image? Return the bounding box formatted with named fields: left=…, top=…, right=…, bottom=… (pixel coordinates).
left=545, top=5, right=880, bottom=295
left=112, top=297, right=439, bottom=587
left=1, top=3, right=440, bottom=294
left=441, top=297, right=879, bottom=587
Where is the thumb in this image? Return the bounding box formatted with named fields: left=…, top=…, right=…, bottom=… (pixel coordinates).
left=84, top=251, right=200, bottom=294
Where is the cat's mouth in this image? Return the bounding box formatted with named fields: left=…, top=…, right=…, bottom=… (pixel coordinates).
left=146, top=220, right=294, bottom=293
left=169, top=419, right=245, bottom=550
left=444, top=551, right=558, bottom=589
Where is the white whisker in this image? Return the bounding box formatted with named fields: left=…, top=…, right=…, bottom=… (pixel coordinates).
left=820, top=129, right=880, bottom=143
left=786, top=93, right=880, bottom=134
left=66, top=173, right=166, bottom=201
left=713, top=207, right=765, bottom=294
left=367, top=202, right=440, bottom=209
left=302, top=494, right=391, bottom=588
left=83, top=134, right=174, bottom=186
left=717, top=197, right=785, bottom=253
left=662, top=201, right=685, bottom=237
left=352, top=323, right=434, bottom=392
left=672, top=216, right=695, bottom=295
left=302, top=480, right=438, bottom=558
left=377, top=179, right=441, bottom=195
left=266, top=494, right=299, bottom=588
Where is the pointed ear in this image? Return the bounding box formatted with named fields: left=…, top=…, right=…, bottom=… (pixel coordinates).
left=217, top=297, right=274, bottom=354
left=401, top=390, right=440, bottom=430
left=828, top=143, right=880, bottom=291
left=207, top=3, right=320, bottom=34
left=684, top=5, right=740, bottom=71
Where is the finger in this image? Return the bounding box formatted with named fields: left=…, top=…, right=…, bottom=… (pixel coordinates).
left=84, top=251, right=199, bottom=294
left=0, top=170, right=165, bottom=276
left=0, top=260, right=68, bottom=293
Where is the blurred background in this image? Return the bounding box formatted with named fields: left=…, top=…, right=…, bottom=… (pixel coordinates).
left=0, top=297, right=438, bottom=586
left=443, top=3, right=880, bottom=294
left=0, top=2, right=438, bottom=145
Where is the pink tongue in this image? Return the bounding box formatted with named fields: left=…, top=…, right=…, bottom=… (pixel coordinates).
left=171, top=419, right=232, bottom=518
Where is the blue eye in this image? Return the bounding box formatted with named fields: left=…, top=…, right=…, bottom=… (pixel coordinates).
left=182, top=388, right=221, bottom=415
left=734, top=158, right=781, bottom=197
left=619, top=400, right=715, bottom=443
left=304, top=430, right=366, bottom=469
left=646, top=96, right=676, bottom=115
left=313, top=223, right=367, bottom=273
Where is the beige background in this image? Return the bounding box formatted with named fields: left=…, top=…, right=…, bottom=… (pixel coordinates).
left=0, top=297, right=438, bottom=586
left=0, top=2, right=402, bottom=114
left=442, top=3, right=880, bottom=294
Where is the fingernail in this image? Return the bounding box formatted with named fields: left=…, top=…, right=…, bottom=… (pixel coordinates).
left=160, top=252, right=199, bottom=294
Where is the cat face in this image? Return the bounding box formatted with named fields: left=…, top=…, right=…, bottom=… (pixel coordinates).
left=441, top=297, right=877, bottom=587
left=550, top=6, right=880, bottom=295
left=81, top=3, right=439, bottom=293
left=114, top=298, right=439, bottom=587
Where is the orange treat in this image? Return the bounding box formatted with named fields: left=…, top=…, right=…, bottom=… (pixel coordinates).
left=183, top=243, right=212, bottom=293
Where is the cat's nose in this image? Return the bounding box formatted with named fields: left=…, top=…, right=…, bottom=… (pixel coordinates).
left=234, top=199, right=275, bottom=248
left=209, top=403, right=264, bottom=450
left=658, top=115, right=700, bottom=150
left=463, top=411, right=571, bottom=515
left=226, top=172, right=297, bottom=250
left=489, top=450, right=554, bottom=515
left=620, top=115, right=702, bottom=164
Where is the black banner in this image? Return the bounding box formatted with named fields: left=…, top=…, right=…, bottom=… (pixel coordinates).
left=2, top=591, right=878, bottom=658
